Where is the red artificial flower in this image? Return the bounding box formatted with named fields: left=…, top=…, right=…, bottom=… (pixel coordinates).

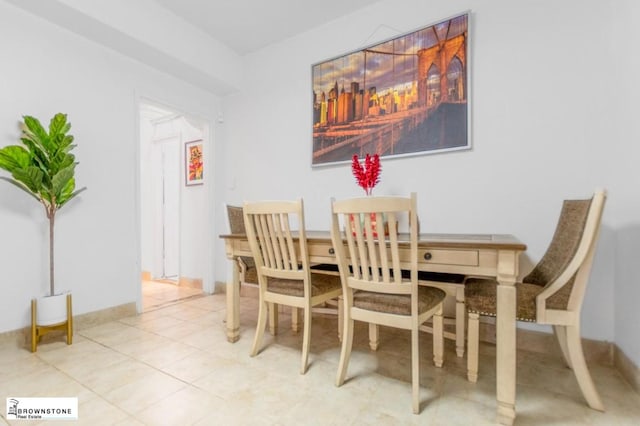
left=352, top=153, right=381, bottom=195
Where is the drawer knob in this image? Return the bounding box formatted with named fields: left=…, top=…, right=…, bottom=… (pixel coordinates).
left=328, top=248, right=335, bottom=255
left=423, top=252, right=432, bottom=261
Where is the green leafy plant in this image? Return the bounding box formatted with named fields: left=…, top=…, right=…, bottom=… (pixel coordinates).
left=0, top=113, right=86, bottom=296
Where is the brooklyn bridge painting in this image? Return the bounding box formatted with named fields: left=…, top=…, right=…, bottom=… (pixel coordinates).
left=312, top=13, right=468, bottom=166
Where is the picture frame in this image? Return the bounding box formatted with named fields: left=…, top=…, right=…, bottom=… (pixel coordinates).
left=311, top=12, right=470, bottom=167
left=185, top=139, right=204, bottom=186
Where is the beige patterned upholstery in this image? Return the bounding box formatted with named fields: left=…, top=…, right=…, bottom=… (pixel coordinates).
left=353, top=286, right=446, bottom=316
left=465, top=198, right=592, bottom=321
left=465, top=190, right=607, bottom=413
left=243, top=199, right=342, bottom=375
left=267, top=273, right=343, bottom=297
left=331, top=193, right=446, bottom=414
left=225, top=204, right=258, bottom=285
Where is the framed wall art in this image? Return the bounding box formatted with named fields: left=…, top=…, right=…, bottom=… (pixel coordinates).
left=185, top=139, right=204, bottom=186
left=311, top=12, right=469, bottom=167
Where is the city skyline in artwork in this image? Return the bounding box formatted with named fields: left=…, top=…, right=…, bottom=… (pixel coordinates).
left=312, top=13, right=469, bottom=166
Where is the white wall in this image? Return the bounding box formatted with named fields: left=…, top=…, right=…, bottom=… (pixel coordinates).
left=0, top=1, right=220, bottom=333
left=2, top=0, right=637, bottom=368
left=217, top=0, right=639, bottom=365
left=611, top=0, right=640, bottom=368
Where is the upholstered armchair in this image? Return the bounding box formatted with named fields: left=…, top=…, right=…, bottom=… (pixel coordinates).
left=465, top=190, right=607, bottom=412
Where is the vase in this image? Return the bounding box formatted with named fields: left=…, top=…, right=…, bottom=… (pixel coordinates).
left=349, top=213, right=389, bottom=237
left=36, top=293, right=70, bottom=326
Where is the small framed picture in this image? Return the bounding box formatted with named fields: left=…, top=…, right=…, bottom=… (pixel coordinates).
left=185, top=140, right=204, bottom=186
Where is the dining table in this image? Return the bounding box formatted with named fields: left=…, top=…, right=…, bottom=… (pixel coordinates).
left=220, top=231, right=526, bottom=425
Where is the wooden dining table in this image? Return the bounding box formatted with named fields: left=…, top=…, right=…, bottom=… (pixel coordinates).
left=220, top=231, right=526, bottom=425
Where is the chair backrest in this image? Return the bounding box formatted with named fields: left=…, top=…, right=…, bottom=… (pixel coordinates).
left=330, top=193, right=418, bottom=299
left=533, top=190, right=607, bottom=319
left=226, top=204, right=246, bottom=234
left=243, top=199, right=310, bottom=284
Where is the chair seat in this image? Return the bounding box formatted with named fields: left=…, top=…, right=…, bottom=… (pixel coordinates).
left=267, top=272, right=342, bottom=297
left=353, top=286, right=446, bottom=316
left=465, top=278, right=543, bottom=322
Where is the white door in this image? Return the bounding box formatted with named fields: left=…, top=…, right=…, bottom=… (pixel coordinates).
left=151, top=137, right=180, bottom=280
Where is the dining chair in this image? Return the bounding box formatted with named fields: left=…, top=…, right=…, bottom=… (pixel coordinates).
left=228, top=203, right=339, bottom=335
left=225, top=204, right=258, bottom=290
left=465, top=189, right=607, bottom=412
left=243, top=198, right=343, bottom=374
left=330, top=193, right=446, bottom=414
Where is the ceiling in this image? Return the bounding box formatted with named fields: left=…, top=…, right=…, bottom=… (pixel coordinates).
left=152, top=0, right=384, bottom=55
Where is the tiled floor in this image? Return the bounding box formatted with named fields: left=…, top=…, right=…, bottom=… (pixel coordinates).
left=142, top=280, right=204, bottom=312
left=2, top=285, right=639, bottom=425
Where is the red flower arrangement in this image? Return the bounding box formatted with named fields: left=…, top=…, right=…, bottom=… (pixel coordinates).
left=351, top=153, right=381, bottom=195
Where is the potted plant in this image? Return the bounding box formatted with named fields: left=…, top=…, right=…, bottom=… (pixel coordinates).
left=0, top=113, right=86, bottom=331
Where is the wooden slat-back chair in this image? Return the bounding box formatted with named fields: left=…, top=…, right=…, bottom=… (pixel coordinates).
left=330, top=193, right=446, bottom=414
left=243, top=199, right=342, bottom=374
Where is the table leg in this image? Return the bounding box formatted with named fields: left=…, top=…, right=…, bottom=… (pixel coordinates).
left=226, top=258, right=241, bottom=343
left=496, top=249, right=519, bottom=425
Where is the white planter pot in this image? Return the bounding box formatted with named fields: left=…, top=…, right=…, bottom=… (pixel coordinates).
left=36, top=293, right=69, bottom=326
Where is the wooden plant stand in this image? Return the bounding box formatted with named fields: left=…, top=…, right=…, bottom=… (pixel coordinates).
left=31, top=294, right=73, bottom=352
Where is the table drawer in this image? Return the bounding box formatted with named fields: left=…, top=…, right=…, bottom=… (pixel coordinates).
left=417, top=249, right=479, bottom=267
left=308, top=243, right=336, bottom=259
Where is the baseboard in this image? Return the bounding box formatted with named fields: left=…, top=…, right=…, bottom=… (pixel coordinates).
left=214, top=281, right=228, bottom=294
left=0, top=302, right=137, bottom=349
left=614, top=345, right=640, bottom=393
left=74, top=302, right=137, bottom=331
left=142, top=271, right=202, bottom=290
left=478, top=320, right=614, bottom=366
left=178, top=277, right=202, bottom=289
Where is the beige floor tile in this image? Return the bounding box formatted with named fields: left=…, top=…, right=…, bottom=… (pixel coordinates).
left=80, top=359, right=157, bottom=395
left=99, top=370, right=187, bottom=415
left=134, top=385, right=225, bottom=425
left=158, top=349, right=234, bottom=383
left=3, top=284, right=639, bottom=425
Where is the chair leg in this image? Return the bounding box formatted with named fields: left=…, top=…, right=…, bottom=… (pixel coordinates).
left=433, top=304, right=444, bottom=368
left=455, top=288, right=465, bottom=357
left=553, top=325, right=572, bottom=368
left=369, top=323, right=379, bottom=351
left=337, top=295, right=344, bottom=342
left=66, top=294, right=73, bottom=345
left=31, top=299, right=37, bottom=353
left=565, top=325, right=605, bottom=411
left=467, top=312, right=479, bottom=382
left=300, top=305, right=312, bottom=374
left=291, top=307, right=300, bottom=334
left=269, top=302, right=278, bottom=335
left=250, top=299, right=269, bottom=357
left=412, top=325, right=420, bottom=414
left=336, top=317, right=354, bottom=386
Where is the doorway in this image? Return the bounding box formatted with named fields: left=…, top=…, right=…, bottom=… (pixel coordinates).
left=139, top=100, right=208, bottom=311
